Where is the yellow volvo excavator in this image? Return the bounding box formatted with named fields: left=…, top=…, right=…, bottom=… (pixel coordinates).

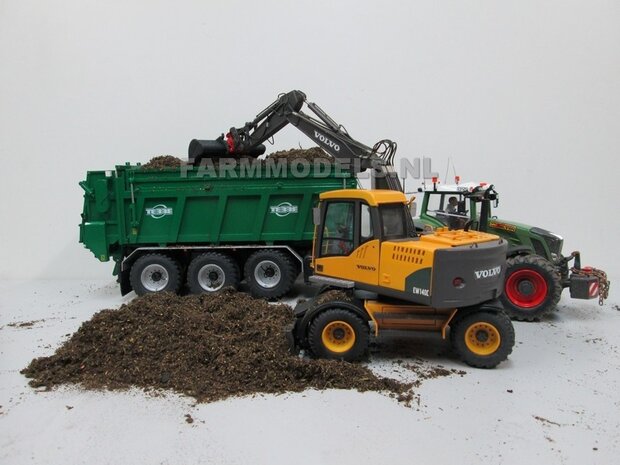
left=290, top=189, right=515, bottom=368
left=188, top=88, right=514, bottom=368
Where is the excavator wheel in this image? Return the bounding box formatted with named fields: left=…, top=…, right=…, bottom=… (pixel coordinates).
left=307, top=308, right=369, bottom=362
left=450, top=310, right=515, bottom=369
left=500, top=254, right=563, bottom=321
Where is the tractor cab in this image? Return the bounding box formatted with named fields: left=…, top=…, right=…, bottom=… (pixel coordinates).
left=413, top=181, right=495, bottom=232
left=413, top=181, right=563, bottom=262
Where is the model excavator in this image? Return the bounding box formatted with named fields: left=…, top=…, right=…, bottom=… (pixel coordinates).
left=194, top=90, right=515, bottom=368
left=289, top=188, right=515, bottom=368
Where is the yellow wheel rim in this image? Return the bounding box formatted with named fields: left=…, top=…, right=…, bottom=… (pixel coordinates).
left=321, top=321, right=356, bottom=353
left=464, top=322, right=501, bottom=356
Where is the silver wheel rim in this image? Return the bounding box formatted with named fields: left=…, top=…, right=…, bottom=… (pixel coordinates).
left=140, top=264, right=169, bottom=292
left=253, top=260, right=281, bottom=289
left=197, top=264, right=225, bottom=291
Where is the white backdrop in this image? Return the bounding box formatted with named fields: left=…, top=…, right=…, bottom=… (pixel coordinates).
left=1, top=0, right=618, bottom=281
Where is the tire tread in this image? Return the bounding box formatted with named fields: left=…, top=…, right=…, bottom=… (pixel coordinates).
left=244, top=249, right=297, bottom=299
left=501, top=254, right=563, bottom=321
left=129, top=253, right=182, bottom=296
left=450, top=310, right=515, bottom=368
left=187, top=252, right=240, bottom=294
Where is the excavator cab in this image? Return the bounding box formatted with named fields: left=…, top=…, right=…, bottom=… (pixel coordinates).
left=291, top=189, right=516, bottom=368
left=311, top=189, right=508, bottom=309
left=312, top=190, right=411, bottom=289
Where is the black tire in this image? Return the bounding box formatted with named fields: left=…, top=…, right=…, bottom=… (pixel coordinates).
left=244, top=249, right=297, bottom=299
left=307, top=308, right=369, bottom=361
left=187, top=252, right=240, bottom=294
left=500, top=255, right=563, bottom=321
left=450, top=310, right=515, bottom=369
left=129, top=253, right=182, bottom=296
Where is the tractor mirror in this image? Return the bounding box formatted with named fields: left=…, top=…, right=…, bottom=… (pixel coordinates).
left=409, top=201, right=417, bottom=218
left=312, top=207, right=321, bottom=226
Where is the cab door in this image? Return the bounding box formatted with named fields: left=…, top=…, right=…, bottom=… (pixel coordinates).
left=314, top=200, right=379, bottom=286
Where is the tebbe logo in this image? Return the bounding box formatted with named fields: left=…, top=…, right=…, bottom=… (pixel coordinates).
left=269, top=202, right=298, bottom=217
left=146, top=204, right=173, bottom=219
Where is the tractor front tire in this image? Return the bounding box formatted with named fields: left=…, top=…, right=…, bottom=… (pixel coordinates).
left=129, top=253, right=182, bottom=296
left=500, top=255, right=563, bottom=321
left=308, top=308, right=369, bottom=362
left=450, top=310, right=515, bottom=369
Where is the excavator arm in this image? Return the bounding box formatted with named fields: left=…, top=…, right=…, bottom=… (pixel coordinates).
left=189, top=90, right=402, bottom=191
left=225, top=90, right=306, bottom=155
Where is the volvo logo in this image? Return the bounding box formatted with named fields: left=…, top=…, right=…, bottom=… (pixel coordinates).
left=314, top=130, right=340, bottom=152
left=474, top=266, right=502, bottom=279
left=356, top=264, right=376, bottom=271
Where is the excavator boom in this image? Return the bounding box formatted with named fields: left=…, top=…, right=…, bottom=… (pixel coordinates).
left=189, top=90, right=402, bottom=190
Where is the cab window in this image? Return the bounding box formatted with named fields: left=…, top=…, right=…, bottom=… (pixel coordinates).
left=320, top=202, right=355, bottom=256
left=360, top=203, right=374, bottom=244
left=426, top=193, right=469, bottom=229
left=380, top=204, right=407, bottom=239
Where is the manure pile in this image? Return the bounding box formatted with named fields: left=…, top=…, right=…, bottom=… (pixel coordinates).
left=141, top=147, right=332, bottom=170
left=141, top=155, right=185, bottom=170
left=22, top=290, right=413, bottom=403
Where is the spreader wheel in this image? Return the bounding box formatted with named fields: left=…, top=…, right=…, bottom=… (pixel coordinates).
left=129, top=253, right=182, bottom=296
left=187, top=252, right=240, bottom=294
left=244, top=249, right=297, bottom=299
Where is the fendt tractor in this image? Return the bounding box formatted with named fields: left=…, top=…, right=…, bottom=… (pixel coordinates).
left=80, top=90, right=516, bottom=367
left=412, top=179, right=609, bottom=320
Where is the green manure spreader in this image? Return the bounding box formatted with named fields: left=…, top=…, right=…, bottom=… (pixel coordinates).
left=80, top=161, right=356, bottom=298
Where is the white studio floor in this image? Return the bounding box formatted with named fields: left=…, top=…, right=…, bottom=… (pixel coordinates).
left=1, top=279, right=618, bottom=465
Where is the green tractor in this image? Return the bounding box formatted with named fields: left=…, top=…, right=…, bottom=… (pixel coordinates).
left=412, top=179, right=609, bottom=321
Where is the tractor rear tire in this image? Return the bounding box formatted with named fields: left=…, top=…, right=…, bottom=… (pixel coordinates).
left=244, top=249, right=297, bottom=299
left=187, top=252, right=240, bottom=294
left=130, top=253, right=182, bottom=296
left=450, top=310, right=515, bottom=369
left=308, top=308, right=369, bottom=362
left=500, top=255, right=563, bottom=321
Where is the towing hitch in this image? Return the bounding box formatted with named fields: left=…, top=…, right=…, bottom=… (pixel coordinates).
left=564, top=251, right=610, bottom=305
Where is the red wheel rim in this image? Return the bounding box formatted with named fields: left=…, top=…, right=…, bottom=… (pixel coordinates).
left=505, top=269, right=548, bottom=308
